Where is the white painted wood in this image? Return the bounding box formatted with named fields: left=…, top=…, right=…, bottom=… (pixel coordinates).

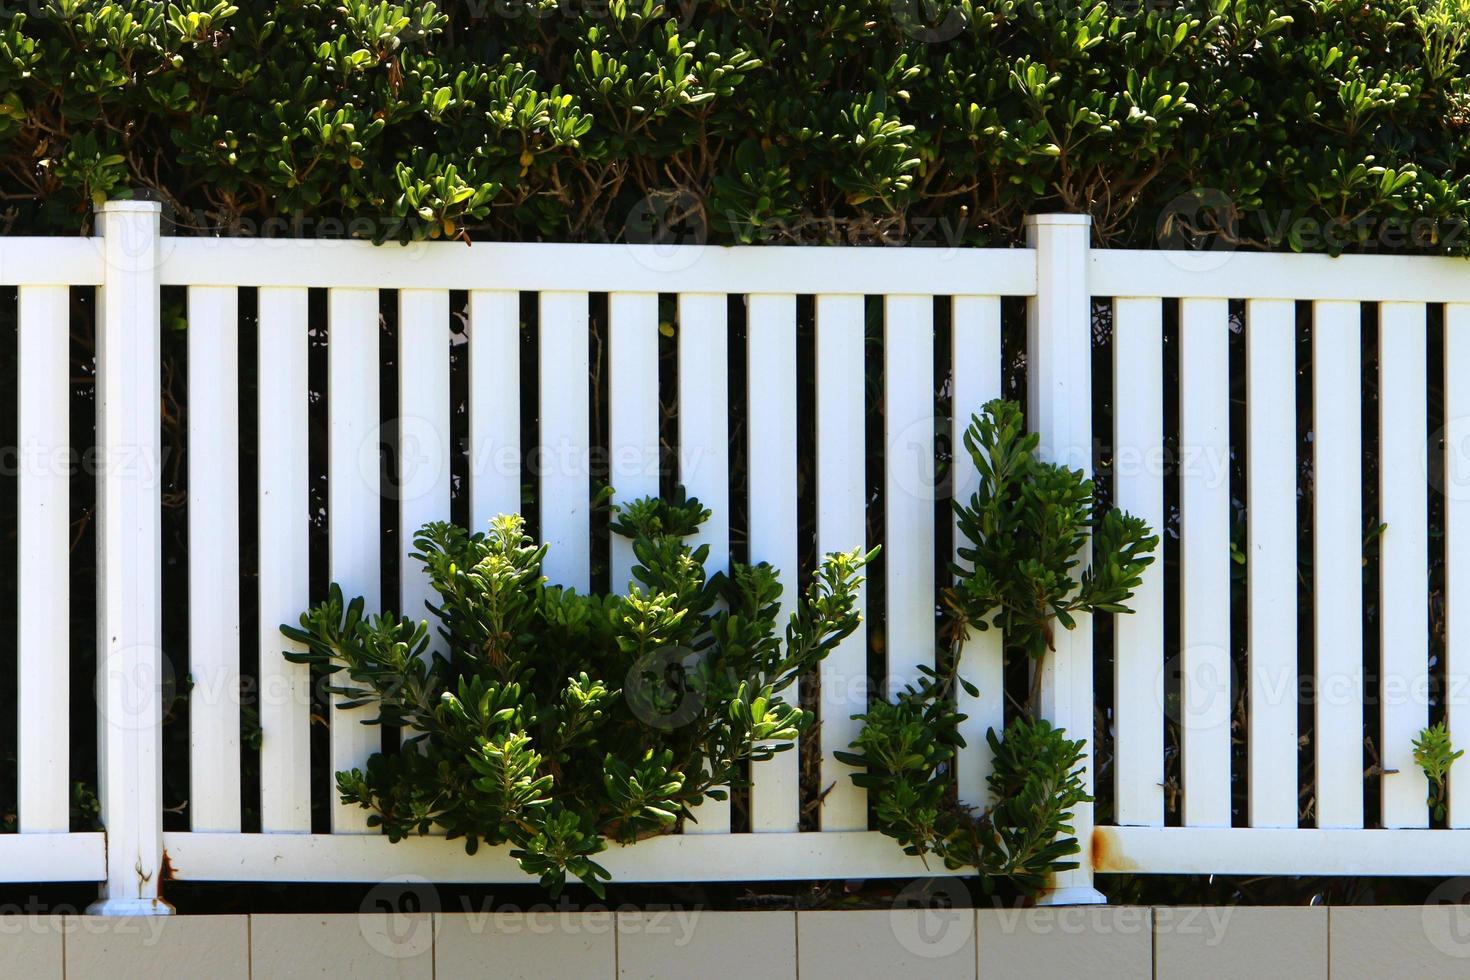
left=396, top=289, right=450, bottom=751
left=1111, top=297, right=1166, bottom=827
left=537, top=292, right=591, bottom=590
left=468, top=290, right=521, bottom=530
left=187, top=285, right=242, bottom=832
left=397, top=290, right=452, bottom=645
left=1378, top=302, right=1430, bottom=829
left=607, top=292, right=660, bottom=592
left=883, top=295, right=935, bottom=699
left=1094, top=825, right=1470, bottom=876
left=0, top=833, right=106, bottom=882
left=91, top=201, right=169, bottom=912
left=256, top=287, right=313, bottom=833
left=1025, top=214, right=1103, bottom=904
left=0, top=238, right=105, bottom=285
left=1178, top=298, right=1233, bottom=828
left=59, top=221, right=1470, bottom=887
left=1313, top=300, right=1365, bottom=829
left=162, top=829, right=961, bottom=883
left=677, top=292, right=731, bottom=836
left=327, top=287, right=382, bottom=834
left=747, top=294, right=800, bottom=833
left=1093, top=249, right=1470, bottom=303
left=16, top=285, right=71, bottom=832
left=816, top=294, right=869, bottom=832
left=950, top=295, right=1003, bottom=809
left=1245, top=299, right=1299, bottom=828
left=159, top=239, right=1038, bottom=297
left=1448, top=304, right=1470, bottom=829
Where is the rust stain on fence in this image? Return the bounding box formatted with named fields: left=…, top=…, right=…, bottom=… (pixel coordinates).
left=1091, top=827, right=1138, bottom=873
left=157, top=847, right=176, bottom=898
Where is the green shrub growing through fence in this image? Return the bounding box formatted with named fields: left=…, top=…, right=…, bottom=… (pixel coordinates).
left=282, top=492, right=869, bottom=895
left=1413, top=721, right=1464, bottom=822
left=842, top=399, right=1157, bottom=893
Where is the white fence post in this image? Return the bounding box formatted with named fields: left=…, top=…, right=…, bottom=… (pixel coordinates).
left=1026, top=213, right=1106, bottom=905
left=88, top=200, right=173, bottom=915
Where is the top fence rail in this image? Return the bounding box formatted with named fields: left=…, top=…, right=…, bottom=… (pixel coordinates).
left=16, top=230, right=1470, bottom=302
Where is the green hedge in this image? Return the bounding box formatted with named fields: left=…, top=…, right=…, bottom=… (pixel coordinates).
left=2, top=0, right=1469, bottom=249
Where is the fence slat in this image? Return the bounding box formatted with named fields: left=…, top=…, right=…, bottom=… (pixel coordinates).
left=1448, top=304, right=1470, bottom=829
left=1313, top=300, right=1365, bottom=829
left=883, top=296, right=935, bottom=699
left=1379, top=302, right=1430, bottom=828
left=16, top=285, right=70, bottom=832
left=257, top=287, right=312, bottom=833
left=537, top=291, right=590, bottom=590
left=1179, top=297, right=1233, bottom=827
left=328, top=287, right=382, bottom=833
left=608, top=292, right=660, bottom=592
left=1245, top=298, right=1300, bottom=828
left=1113, top=297, right=1166, bottom=827
left=187, top=286, right=242, bottom=832
left=398, top=290, right=452, bottom=649
left=951, top=295, right=1002, bottom=808
left=469, top=290, right=520, bottom=530
left=816, top=294, right=868, bottom=831
left=747, top=293, right=801, bottom=832
left=678, top=292, right=731, bottom=835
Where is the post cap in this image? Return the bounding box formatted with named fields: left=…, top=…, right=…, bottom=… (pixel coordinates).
left=1023, top=213, right=1092, bottom=227
left=95, top=199, right=163, bottom=213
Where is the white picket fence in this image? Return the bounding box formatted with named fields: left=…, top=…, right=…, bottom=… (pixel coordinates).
left=6, top=201, right=1470, bottom=913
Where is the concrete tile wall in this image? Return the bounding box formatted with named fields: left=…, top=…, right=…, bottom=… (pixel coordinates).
left=64, top=915, right=248, bottom=980
left=798, top=909, right=977, bottom=980
left=1155, top=906, right=1326, bottom=980
left=979, top=906, right=1152, bottom=979
left=3, top=906, right=1470, bottom=978
left=1328, top=905, right=1470, bottom=980
left=436, top=912, right=616, bottom=979
left=621, top=910, right=794, bottom=980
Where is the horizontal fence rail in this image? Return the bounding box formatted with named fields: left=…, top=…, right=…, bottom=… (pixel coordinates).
left=4, top=201, right=1470, bottom=912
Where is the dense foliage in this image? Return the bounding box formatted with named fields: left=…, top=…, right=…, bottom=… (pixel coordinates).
left=282, top=494, right=868, bottom=895
left=3, top=0, right=1470, bottom=249
left=842, top=400, right=1155, bottom=893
